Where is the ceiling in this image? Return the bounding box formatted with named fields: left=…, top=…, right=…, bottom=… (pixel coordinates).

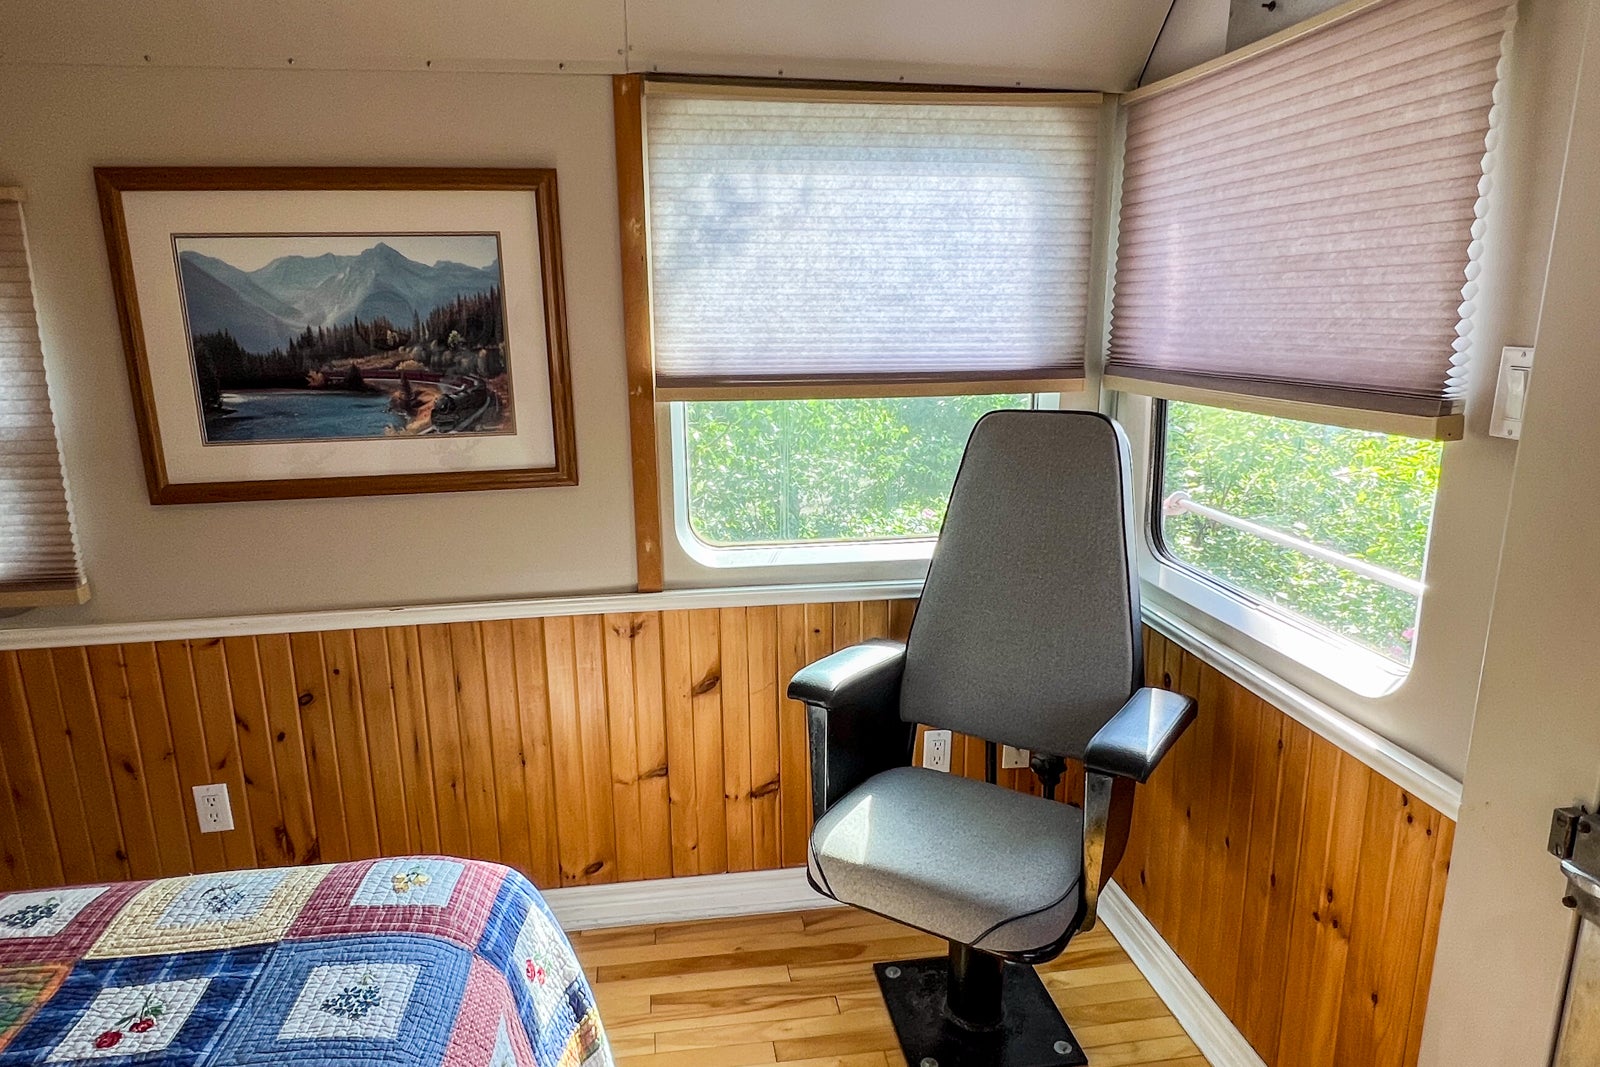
left=0, top=0, right=1181, bottom=91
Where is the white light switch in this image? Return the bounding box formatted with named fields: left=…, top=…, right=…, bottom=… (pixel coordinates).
left=1490, top=345, right=1534, bottom=440
left=1505, top=366, right=1529, bottom=421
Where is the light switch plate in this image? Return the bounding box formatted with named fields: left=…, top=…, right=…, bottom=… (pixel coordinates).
left=193, top=783, right=234, bottom=833
left=1490, top=345, right=1534, bottom=439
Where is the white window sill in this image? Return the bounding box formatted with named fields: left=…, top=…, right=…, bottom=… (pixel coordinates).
left=1145, top=557, right=1409, bottom=701
left=677, top=529, right=937, bottom=570
left=664, top=399, right=944, bottom=583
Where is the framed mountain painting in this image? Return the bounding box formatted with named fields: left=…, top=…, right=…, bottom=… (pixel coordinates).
left=95, top=167, right=577, bottom=503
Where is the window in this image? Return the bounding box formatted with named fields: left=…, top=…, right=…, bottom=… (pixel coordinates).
left=1154, top=401, right=1441, bottom=664
left=680, top=394, right=1032, bottom=549
left=0, top=189, right=86, bottom=607
left=620, top=78, right=1106, bottom=580
left=1105, top=0, right=1511, bottom=679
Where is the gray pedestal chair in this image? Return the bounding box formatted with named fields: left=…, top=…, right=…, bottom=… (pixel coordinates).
left=788, top=410, right=1196, bottom=1067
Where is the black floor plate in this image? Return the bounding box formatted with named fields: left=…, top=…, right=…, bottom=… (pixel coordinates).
left=874, top=956, right=1089, bottom=1067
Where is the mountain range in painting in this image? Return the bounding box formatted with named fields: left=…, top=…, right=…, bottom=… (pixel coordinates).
left=177, top=239, right=502, bottom=355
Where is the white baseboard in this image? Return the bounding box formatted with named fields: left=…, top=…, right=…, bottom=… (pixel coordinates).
left=546, top=867, right=1265, bottom=1067
left=541, top=866, right=843, bottom=932
left=1098, top=880, right=1268, bottom=1067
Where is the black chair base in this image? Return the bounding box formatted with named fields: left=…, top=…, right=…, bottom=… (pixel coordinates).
left=874, top=954, right=1089, bottom=1067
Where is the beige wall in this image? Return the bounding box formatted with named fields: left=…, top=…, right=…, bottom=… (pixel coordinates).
left=1421, top=1, right=1600, bottom=1059
left=0, top=67, right=640, bottom=628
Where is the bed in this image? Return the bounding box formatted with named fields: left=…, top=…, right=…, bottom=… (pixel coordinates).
left=0, top=856, right=611, bottom=1066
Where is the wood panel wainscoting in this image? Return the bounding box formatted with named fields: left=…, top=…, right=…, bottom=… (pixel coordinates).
left=1122, top=630, right=1455, bottom=1067
left=0, top=600, right=915, bottom=891
left=0, top=608, right=1452, bottom=1066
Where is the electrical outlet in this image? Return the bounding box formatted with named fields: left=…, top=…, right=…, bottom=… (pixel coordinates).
left=923, top=729, right=952, bottom=773
left=1001, top=745, right=1031, bottom=769
left=193, top=783, right=234, bottom=833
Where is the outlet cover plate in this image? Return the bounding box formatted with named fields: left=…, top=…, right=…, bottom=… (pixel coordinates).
left=923, top=730, right=952, bottom=773
left=1001, top=745, right=1031, bottom=769
left=193, top=783, right=234, bottom=833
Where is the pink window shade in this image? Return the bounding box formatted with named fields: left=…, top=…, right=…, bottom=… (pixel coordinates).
left=0, top=196, right=86, bottom=602
left=1107, top=0, right=1513, bottom=431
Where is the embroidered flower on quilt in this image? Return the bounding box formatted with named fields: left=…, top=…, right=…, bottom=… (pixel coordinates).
left=0, top=897, right=59, bottom=931
left=388, top=867, right=433, bottom=897
left=318, top=972, right=382, bottom=1021
left=92, top=990, right=167, bottom=1051
left=198, top=883, right=248, bottom=915
left=524, top=949, right=559, bottom=987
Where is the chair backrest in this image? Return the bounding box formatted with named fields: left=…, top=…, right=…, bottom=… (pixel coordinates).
left=899, top=410, right=1142, bottom=760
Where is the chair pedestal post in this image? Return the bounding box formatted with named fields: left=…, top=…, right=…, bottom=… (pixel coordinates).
left=1030, top=752, right=1066, bottom=800
left=946, top=941, right=1004, bottom=1030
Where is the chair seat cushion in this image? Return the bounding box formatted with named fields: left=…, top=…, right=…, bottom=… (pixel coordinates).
left=808, top=766, right=1084, bottom=955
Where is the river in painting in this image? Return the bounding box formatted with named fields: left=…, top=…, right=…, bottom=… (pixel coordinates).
left=204, top=389, right=407, bottom=443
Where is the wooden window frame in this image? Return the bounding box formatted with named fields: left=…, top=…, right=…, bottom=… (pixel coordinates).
left=614, top=74, right=666, bottom=592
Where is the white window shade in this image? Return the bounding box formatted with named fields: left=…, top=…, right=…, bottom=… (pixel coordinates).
left=1107, top=0, right=1514, bottom=439
left=644, top=86, right=1103, bottom=398
left=0, top=193, right=87, bottom=607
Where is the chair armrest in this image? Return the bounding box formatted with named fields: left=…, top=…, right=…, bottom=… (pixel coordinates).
left=788, top=640, right=907, bottom=709
left=1084, top=687, right=1197, bottom=784
left=1078, top=687, right=1195, bottom=932
left=788, top=641, right=914, bottom=822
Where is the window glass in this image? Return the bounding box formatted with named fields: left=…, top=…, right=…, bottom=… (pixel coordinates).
left=1156, top=401, right=1442, bottom=663
left=683, top=395, right=1031, bottom=546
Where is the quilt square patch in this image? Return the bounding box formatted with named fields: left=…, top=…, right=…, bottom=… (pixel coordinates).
left=352, top=858, right=464, bottom=907
left=207, top=934, right=470, bottom=1065
left=0, top=889, right=109, bottom=941
left=0, top=964, right=70, bottom=1053
left=156, top=870, right=286, bottom=929
left=87, top=866, right=331, bottom=959
left=278, top=962, right=421, bottom=1041
left=440, top=958, right=536, bottom=1067
left=477, top=877, right=606, bottom=1067
left=0, top=884, right=143, bottom=967
left=0, top=945, right=268, bottom=1066
left=46, top=975, right=209, bottom=1061
left=287, top=857, right=506, bottom=950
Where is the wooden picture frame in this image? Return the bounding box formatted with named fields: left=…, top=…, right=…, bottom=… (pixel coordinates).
left=96, top=166, right=578, bottom=504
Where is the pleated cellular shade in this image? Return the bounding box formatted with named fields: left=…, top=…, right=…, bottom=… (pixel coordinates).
left=645, top=89, right=1103, bottom=397
left=0, top=195, right=87, bottom=604
left=1107, top=0, right=1513, bottom=435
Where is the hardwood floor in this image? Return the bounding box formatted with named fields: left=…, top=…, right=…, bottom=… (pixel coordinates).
left=571, top=908, right=1212, bottom=1066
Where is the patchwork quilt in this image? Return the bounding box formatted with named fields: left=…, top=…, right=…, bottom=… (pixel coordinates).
left=0, top=857, right=611, bottom=1067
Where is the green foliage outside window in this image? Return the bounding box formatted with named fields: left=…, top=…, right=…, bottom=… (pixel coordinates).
left=1159, top=401, right=1442, bottom=662
left=684, top=394, right=1031, bottom=545
left=683, top=394, right=1440, bottom=665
